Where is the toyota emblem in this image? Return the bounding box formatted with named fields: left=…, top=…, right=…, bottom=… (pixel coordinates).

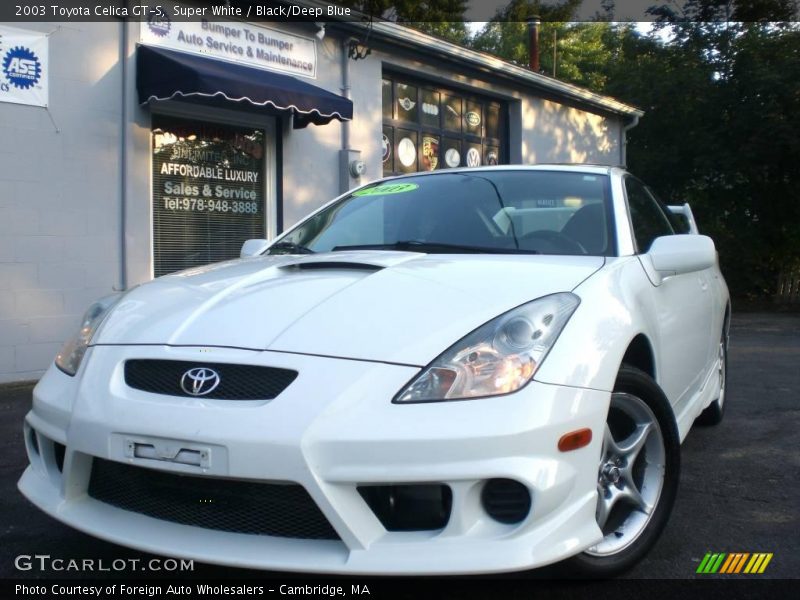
left=180, top=367, right=221, bottom=396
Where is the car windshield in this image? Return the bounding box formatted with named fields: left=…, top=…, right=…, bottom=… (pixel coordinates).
left=268, top=170, right=614, bottom=256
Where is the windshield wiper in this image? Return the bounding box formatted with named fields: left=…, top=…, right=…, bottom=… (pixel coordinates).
left=331, top=240, right=538, bottom=255
left=267, top=241, right=315, bottom=255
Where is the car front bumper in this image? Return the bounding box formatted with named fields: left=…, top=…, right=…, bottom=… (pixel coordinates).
left=18, top=344, right=609, bottom=574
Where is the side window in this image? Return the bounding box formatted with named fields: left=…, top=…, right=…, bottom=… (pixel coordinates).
left=625, top=177, right=674, bottom=253
left=648, top=186, right=690, bottom=233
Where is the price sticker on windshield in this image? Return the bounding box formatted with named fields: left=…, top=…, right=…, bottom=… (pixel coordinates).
left=353, top=183, right=419, bottom=196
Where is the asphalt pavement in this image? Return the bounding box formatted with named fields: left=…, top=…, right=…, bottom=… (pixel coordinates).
left=1, top=312, right=797, bottom=584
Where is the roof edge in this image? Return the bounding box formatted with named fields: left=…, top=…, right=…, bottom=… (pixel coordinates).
left=298, top=0, right=643, bottom=119
left=369, top=21, right=643, bottom=119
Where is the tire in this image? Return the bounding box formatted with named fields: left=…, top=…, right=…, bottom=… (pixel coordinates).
left=696, top=328, right=728, bottom=426
left=566, top=365, right=681, bottom=578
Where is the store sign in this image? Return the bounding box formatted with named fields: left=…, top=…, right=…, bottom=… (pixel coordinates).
left=0, top=25, right=48, bottom=107
left=152, top=116, right=266, bottom=276
left=140, top=13, right=317, bottom=79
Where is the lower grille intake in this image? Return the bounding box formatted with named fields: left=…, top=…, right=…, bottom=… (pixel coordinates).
left=88, top=458, right=340, bottom=540
left=358, top=484, right=452, bottom=531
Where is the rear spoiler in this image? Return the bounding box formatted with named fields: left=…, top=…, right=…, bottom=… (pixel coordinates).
left=667, top=203, right=699, bottom=234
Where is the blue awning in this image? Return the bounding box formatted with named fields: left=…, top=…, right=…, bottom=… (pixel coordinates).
left=136, top=45, right=352, bottom=129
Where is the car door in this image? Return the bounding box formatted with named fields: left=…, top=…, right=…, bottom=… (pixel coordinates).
left=624, top=177, right=714, bottom=414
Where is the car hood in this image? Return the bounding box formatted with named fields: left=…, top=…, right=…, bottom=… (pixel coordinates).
left=95, top=251, right=604, bottom=366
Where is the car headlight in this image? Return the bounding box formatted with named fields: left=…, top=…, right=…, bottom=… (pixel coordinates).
left=55, top=294, right=121, bottom=376
left=394, top=293, right=580, bottom=403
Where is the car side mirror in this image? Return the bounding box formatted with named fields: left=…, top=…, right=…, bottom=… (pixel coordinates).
left=648, top=234, right=716, bottom=275
left=240, top=239, right=270, bottom=258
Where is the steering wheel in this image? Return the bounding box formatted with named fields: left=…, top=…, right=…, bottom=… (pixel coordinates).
left=518, top=230, right=588, bottom=255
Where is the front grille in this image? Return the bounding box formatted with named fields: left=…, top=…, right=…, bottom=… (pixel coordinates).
left=88, top=458, right=340, bottom=540
left=124, top=359, right=297, bottom=400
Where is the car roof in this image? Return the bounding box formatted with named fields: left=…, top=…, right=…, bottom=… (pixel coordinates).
left=378, top=164, right=628, bottom=182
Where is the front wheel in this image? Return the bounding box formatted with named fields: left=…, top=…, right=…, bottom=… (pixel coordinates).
left=567, top=366, right=680, bottom=578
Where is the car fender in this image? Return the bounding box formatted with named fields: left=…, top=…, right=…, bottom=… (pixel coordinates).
left=534, top=257, right=662, bottom=394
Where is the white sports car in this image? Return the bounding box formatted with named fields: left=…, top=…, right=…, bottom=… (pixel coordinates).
left=19, top=165, right=729, bottom=576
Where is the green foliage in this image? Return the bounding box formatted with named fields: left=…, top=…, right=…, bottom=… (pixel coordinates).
left=603, top=21, right=800, bottom=298
left=471, top=2, right=621, bottom=90
left=336, top=0, right=469, bottom=22
left=404, top=21, right=471, bottom=45
left=336, top=1, right=471, bottom=44
left=466, top=1, right=799, bottom=299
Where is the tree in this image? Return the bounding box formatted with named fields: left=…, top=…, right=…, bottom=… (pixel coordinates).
left=603, top=17, right=800, bottom=298
left=470, top=1, right=626, bottom=92
left=336, top=0, right=470, bottom=44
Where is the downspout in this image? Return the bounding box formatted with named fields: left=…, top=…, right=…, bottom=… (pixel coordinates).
left=339, top=37, right=354, bottom=194
left=341, top=37, right=352, bottom=154
left=621, top=114, right=639, bottom=167
left=116, top=16, right=129, bottom=291
left=339, top=36, right=364, bottom=194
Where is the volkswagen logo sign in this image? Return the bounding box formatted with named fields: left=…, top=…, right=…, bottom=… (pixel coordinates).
left=180, top=367, right=221, bottom=396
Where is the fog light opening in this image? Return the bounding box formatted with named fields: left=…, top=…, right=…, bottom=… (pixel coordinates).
left=481, top=478, right=531, bottom=525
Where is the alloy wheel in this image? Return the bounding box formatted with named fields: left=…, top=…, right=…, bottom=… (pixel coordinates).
left=585, top=392, right=666, bottom=557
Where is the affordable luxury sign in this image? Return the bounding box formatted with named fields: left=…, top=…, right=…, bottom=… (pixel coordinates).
left=140, top=10, right=317, bottom=79
left=0, top=25, right=48, bottom=107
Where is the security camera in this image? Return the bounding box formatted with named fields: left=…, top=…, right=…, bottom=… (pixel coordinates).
left=315, top=23, right=326, bottom=41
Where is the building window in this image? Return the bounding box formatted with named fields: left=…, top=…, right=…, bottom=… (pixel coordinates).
left=381, top=74, right=506, bottom=177
left=151, top=115, right=266, bottom=277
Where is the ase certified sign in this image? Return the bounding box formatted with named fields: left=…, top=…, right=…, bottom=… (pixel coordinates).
left=0, top=25, right=48, bottom=107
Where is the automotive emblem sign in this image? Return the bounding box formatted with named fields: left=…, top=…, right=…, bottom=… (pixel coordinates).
left=466, top=147, right=481, bottom=167
left=397, top=137, right=416, bottom=168
left=465, top=111, right=481, bottom=127
left=444, top=147, right=460, bottom=168
left=422, top=136, right=439, bottom=171
left=180, top=368, right=221, bottom=396
left=382, top=133, right=391, bottom=163
left=398, top=97, right=416, bottom=112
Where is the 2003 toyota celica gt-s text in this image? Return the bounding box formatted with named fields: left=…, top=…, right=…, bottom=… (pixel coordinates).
left=18, top=165, right=730, bottom=577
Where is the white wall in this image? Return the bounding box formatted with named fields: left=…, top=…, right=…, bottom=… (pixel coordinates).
left=280, top=32, right=348, bottom=229
left=518, top=97, right=621, bottom=165
left=0, top=22, right=122, bottom=383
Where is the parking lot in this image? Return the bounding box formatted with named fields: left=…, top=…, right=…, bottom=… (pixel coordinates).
left=1, top=312, right=797, bottom=582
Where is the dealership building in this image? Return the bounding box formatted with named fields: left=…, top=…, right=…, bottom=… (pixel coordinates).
left=0, top=2, right=642, bottom=383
